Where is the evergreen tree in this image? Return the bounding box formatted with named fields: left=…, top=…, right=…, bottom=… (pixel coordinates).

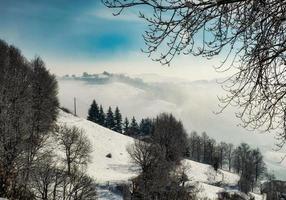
left=139, top=118, right=154, bottom=136
left=105, top=107, right=115, bottom=130
left=87, top=100, right=99, bottom=123
left=123, top=117, right=129, bottom=135
left=114, top=106, right=122, bottom=133
left=129, top=116, right=139, bottom=136
left=98, top=105, right=106, bottom=126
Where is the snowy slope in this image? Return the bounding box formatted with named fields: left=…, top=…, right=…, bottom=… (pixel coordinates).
left=58, top=110, right=136, bottom=184
left=183, top=160, right=239, bottom=185
left=57, top=111, right=262, bottom=200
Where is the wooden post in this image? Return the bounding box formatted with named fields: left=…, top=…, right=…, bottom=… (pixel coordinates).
left=74, top=97, right=77, bottom=116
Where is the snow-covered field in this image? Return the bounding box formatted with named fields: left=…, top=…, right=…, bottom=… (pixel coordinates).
left=58, top=111, right=136, bottom=184
left=58, top=111, right=263, bottom=200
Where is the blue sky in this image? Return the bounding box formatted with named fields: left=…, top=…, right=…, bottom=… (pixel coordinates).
left=0, top=0, right=143, bottom=58
left=0, top=0, right=225, bottom=80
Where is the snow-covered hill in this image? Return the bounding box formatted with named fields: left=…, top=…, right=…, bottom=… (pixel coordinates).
left=58, top=111, right=263, bottom=200
left=58, top=110, right=136, bottom=184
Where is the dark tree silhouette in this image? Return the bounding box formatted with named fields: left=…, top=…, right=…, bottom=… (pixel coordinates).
left=127, top=129, right=197, bottom=199
left=114, top=106, right=123, bottom=133
left=87, top=100, right=99, bottom=124
left=105, top=106, right=115, bottom=130
left=0, top=40, right=59, bottom=199
left=123, top=117, right=130, bottom=135
left=139, top=118, right=154, bottom=136
left=129, top=116, right=139, bottom=136
left=152, top=113, right=188, bottom=163
left=98, top=105, right=106, bottom=126
left=103, top=0, right=286, bottom=148
left=0, top=39, right=96, bottom=200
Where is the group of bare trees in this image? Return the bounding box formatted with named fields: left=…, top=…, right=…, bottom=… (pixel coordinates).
left=126, top=113, right=197, bottom=200
left=233, top=143, right=266, bottom=193
left=188, top=132, right=235, bottom=170
left=0, top=40, right=96, bottom=200
left=0, top=39, right=58, bottom=199
left=187, top=132, right=267, bottom=193
left=28, top=124, right=96, bottom=200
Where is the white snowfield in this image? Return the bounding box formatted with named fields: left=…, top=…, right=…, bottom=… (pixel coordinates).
left=58, top=111, right=263, bottom=200
left=58, top=110, right=137, bottom=184
left=182, top=160, right=239, bottom=185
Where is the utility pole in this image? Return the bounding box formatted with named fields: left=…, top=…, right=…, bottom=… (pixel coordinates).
left=74, top=97, right=77, bottom=116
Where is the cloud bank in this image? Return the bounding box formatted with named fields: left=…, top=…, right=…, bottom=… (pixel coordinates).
left=57, top=72, right=286, bottom=180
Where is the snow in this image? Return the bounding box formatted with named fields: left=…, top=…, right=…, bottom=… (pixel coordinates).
left=183, top=159, right=239, bottom=185
left=96, top=185, right=123, bottom=200
left=251, top=193, right=264, bottom=200
left=58, top=110, right=136, bottom=184
left=197, top=183, right=224, bottom=199
left=57, top=110, right=263, bottom=200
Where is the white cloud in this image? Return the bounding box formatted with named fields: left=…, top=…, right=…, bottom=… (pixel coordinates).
left=86, top=7, right=142, bottom=22
left=47, top=50, right=234, bottom=82
left=57, top=73, right=286, bottom=180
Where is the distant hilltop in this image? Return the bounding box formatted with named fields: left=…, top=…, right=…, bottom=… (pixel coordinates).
left=59, top=71, right=151, bottom=90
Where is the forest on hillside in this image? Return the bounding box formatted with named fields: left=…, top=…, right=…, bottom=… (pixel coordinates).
left=86, top=99, right=272, bottom=195
left=0, top=40, right=97, bottom=200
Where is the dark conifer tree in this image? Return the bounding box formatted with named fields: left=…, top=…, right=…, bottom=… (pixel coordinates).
left=123, top=117, right=129, bottom=135
left=98, top=105, right=105, bottom=126
left=87, top=100, right=99, bottom=123
left=114, top=106, right=122, bottom=133
left=139, top=119, right=145, bottom=135
left=129, top=116, right=139, bottom=136
left=105, top=106, right=115, bottom=130
left=139, top=118, right=154, bottom=136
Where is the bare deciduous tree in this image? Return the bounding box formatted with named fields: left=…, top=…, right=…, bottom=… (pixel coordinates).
left=226, top=143, right=234, bottom=171
left=30, top=152, right=60, bottom=200
left=54, top=125, right=92, bottom=175
left=30, top=146, right=97, bottom=200
left=24, top=56, right=59, bottom=187
left=127, top=140, right=165, bottom=174
left=103, top=0, right=286, bottom=148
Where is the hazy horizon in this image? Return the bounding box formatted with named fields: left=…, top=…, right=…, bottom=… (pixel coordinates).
left=57, top=72, right=286, bottom=180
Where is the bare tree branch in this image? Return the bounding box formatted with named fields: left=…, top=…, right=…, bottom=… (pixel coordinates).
left=103, top=0, right=286, bottom=148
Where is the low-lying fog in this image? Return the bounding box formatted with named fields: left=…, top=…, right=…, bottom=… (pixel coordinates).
left=58, top=72, right=286, bottom=180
